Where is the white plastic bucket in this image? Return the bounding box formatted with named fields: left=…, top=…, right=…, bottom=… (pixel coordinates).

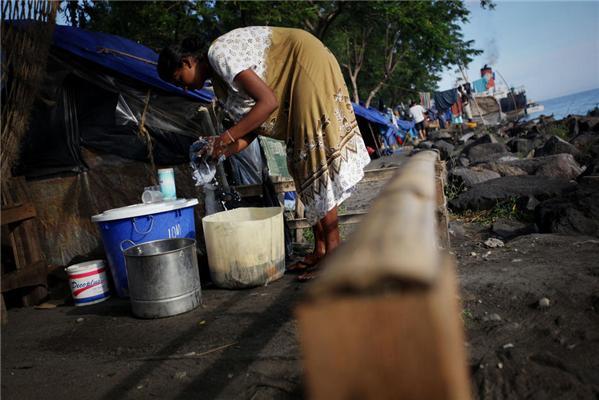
left=66, top=260, right=111, bottom=306
left=202, top=207, right=285, bottom=289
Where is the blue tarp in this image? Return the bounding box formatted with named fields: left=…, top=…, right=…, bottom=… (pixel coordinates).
left=352, top=103, right=391, bottom=126
left=52, top=25, right=213, bottom=103
left=352, top=103, right=416, bottom=132
left=52, top=25, right=412, bottom=130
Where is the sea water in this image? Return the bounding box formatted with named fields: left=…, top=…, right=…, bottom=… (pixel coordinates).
left=525, top=88, right=599, bottom=121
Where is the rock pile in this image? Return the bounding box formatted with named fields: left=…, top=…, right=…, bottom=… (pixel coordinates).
left=421, top=112, right=599, bottom=238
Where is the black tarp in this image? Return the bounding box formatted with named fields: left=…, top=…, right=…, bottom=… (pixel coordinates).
left=15, top=50, right=214, bottom=178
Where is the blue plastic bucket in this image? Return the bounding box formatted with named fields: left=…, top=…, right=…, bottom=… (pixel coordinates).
left=92, top=199, right=199, bottom=297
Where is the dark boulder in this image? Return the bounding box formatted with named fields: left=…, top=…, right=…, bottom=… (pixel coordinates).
left=459, top=132, right=475, bottom=144
left=491, top=218, right=538, bottom=240
left=535, top=182, right=599, bottom=237
left=578, top=155, right=599, bottom=180
left=449, top=167, right=501, bottom=188
left=417, top=141, right=434, bottom=150
left=465, top=143, right=510, bottom=164
left=449, top=175, right=576, bottom=212
left=429, top=131, right=453, bottom=141
left=534, top=135, right=581, bottom=159
left=458, top=157, right=470, bottom=167
left=432, top=140, right=455, bottom=160
left=579, top=116, right=599, bottom=133
left=492, top=154, right=583, bottom=180
left=507, top=138, right=535, bottom=155
left=570, top=133, right=599, bottom=165
left=479, top=162, right=527, bottom=176
left=462, top=133, right=499, bottom=153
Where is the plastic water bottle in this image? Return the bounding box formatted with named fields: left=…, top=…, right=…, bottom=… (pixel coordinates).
left=158, top=168, right=177, bottom=201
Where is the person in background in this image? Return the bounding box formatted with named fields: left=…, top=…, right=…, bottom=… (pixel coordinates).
left=409, top=100, right=427, bottom=140
left=158, top=27, right=370, bottom=281
left=459, top=85, right=473, bottom=122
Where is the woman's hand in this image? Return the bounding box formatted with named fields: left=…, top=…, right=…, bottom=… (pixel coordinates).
left=207, top=133, right=233, bottom=159
left=206, top=69, right=277, bottom=159
left=223, top=132, right=258, bottom=158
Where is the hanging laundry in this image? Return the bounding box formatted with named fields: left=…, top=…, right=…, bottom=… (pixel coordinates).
left=450, top=95, right=463, bottom=117
left=419, top=92, right=432, bottom=109
left=433, top=88, right=458, bottom=112
left=486, top=73, right=496, bottom=90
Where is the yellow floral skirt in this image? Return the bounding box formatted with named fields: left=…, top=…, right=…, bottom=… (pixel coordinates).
left=263, top=29, right=371, bottom=225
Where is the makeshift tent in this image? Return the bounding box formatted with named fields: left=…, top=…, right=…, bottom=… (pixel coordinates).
left=352, top=103, right=416, bottom=154
left=16, top=24, right=217, bottom=178
left=5, top=23, right=241, bottom=265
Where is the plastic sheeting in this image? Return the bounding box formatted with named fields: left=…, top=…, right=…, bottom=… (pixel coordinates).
left=433, top=89, right=459, bottom=112
left=16, top=51, right=215, bottom=177
left=51, top=24, right=213, bottom=103
left=228, top=139, right=264, bottom=185
left=23, top=151, right=204, bottom=266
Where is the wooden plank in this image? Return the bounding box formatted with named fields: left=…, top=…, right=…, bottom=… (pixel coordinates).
left=287, top=212, right=367, bottom=230
left=1, top=296, right=7, bottom=325
left=1, top=202, right=37, bottom=225
left=233, top=167, right=399, bottom=198
left=435, top=160, right=450, bottom=249
left=1, top=177, right=45, bottom=277
left=1, top=260, right=47, bottom=292
left=296, top=257, right=471, bottom=400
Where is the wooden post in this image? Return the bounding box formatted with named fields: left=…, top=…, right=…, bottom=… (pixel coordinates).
left=436, top=158, right=450, bottom=249
left=296, top=151, right=471, bottom=400
left=1, top=177, right=48, bottom=309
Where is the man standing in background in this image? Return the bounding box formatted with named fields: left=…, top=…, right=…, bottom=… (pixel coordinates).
left=409, top=100, right=427, bottom=140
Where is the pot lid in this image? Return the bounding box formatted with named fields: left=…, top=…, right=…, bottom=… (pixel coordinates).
left=91, top=198, right=199, bottom=222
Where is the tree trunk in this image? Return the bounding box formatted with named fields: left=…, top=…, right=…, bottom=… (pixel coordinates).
left=365, top=80, right=386, bottom=109
left=305, top=1, right=344, bottom=40
left=350, top=74, right=360, bottom=104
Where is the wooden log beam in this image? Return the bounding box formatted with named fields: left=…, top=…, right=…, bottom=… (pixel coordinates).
left=308, top=151, right=439, bottom=295
left=296, top=150, right=471, bottom=399
left=297, top=257, right=470, bottom=400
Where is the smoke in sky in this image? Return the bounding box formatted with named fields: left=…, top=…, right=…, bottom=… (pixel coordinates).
left=486, top=38, right=499, bottom=66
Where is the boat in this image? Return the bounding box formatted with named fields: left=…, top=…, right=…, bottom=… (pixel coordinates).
left=470, top=65, right=539, bottom=122
left=525, top=101, right=544, bottom=115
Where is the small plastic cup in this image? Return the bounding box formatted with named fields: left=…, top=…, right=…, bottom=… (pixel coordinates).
left=141, top=190, right=164, bottom=204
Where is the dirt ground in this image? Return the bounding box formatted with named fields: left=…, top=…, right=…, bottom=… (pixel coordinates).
left=450, top=223, right=599, bottom=399
left=2, top=275, right=305, bottom=400
left=2, top=154, right=599, bottom=399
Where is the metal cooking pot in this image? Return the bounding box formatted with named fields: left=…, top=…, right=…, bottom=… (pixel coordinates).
left=123, top=238, right=201, bottom=318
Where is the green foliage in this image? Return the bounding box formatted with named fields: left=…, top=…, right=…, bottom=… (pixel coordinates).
left=302, top=227, right=315, bottom=244
left=544, top=125, right=569, bottom=140
left=445, top=179, right=467, bottom=202
left=60, top=1, right=202, bottom=51
left=324, top=1, right=482, bottom=107
left=453, top=196, right=534, bottom=226
left=59, top=1, right=488, bottom=106
left=461, top=308, right=474, bottom=327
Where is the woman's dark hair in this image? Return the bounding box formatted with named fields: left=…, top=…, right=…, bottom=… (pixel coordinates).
left=157, top=36, right=207, bottom=83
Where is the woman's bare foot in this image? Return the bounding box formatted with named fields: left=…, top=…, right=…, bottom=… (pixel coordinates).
left=287, top=252, right=323, bottom=272
left=297, top=267, right=320, bottom=281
